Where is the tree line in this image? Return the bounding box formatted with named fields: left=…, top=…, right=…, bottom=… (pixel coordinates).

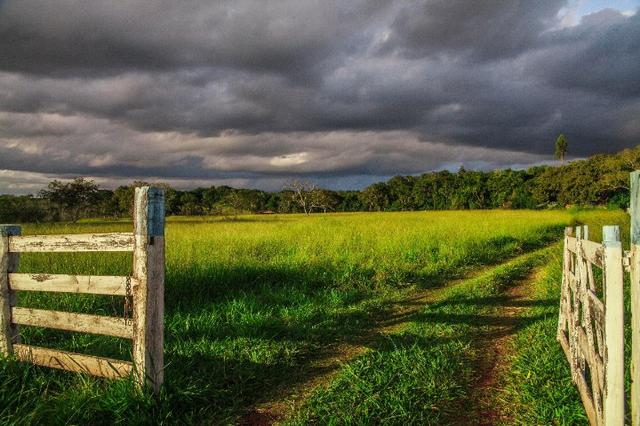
left=1, top=145, right=638, bottom=223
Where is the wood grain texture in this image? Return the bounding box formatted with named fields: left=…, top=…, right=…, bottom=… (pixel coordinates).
left=11, top=307, right=133, bottom=339
left=603, top=225, right=625, bottom=426
left=132, top=186, right=165, bottom=393
left=9, top=233, right=134, bottom=253
left=0, top=225, right=20, bottom=355
left=579, top=238, right=604, bottom=268
left=9, top=273, right=132, bottom=296
left=14, top=344, right=132, bottom=379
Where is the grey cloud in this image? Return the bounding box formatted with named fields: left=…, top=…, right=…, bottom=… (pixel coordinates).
left=0, top=0, right=385, bottom=79
left=0, top=1, right=639, bottom=192
left=532, top=10, right=640, bottom=98
left=0, top=112, right=545, bottom=182
left=380, top=0, right=566, bottom=61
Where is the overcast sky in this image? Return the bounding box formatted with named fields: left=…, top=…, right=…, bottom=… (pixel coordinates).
left=1, top=0, right=639, bottom=194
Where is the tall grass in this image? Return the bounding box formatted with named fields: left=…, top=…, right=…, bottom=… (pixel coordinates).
left=1, top=210, right=574, bottom=424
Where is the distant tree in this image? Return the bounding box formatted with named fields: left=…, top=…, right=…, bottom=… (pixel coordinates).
left=310, top=188, right=337, bottom=213
left=285, top=180, right=315, bottom=215
left=555, top=134, right=568, bottom=164
left=112, top=181, right=150, bottom=217
left=359, top=182, right=390, bottom=211
left=40, top=177, right=99, bottom=222
left=0, top=195, right=46, bottom=223
left=387, top=176, right=416, bottom=211
left=284, top=180, right=335, bottom=214
left=217, top=191, right=245, bottom=219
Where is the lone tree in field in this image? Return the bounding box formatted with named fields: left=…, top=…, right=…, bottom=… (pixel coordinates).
left=40, top=177, right=99, bottom=222
left=555, top=133, right=568, bottom=164
left=285, top=180, right=332, bottom=214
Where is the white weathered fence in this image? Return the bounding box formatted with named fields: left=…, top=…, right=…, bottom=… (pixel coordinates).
left=557, top=225, right=624, bottom=425
left=0, top=186, right=165, bottom=392
left=558, top=171, right=640, bottom=426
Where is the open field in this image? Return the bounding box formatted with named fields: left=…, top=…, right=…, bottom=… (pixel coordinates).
left=0, top=209, right=628, bottom=424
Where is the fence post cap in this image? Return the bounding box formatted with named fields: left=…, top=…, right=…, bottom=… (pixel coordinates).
left=0, top=225, right=21, bottom=236
left=603, top=225, right=621, bottom=242
left=134, top=186, right=164, bottom=195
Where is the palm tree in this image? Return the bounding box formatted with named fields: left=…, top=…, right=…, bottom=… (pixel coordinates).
left=555, top=134, right=568, bottom=164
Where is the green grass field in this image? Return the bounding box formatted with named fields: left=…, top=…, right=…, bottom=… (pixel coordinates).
left=0, top=209, right=629, bottom=424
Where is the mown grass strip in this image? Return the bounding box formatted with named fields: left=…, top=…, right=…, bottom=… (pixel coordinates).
left=498, top=250, right=588, bottom=425
left=288, top=246, right=556, bottom=425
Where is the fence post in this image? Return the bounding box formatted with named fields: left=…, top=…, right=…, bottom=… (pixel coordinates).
left=603, top=225, right=625, bottom=425
left=557, top=227, right=573, bottom=345
left=132, top=187, right=165, bottom=393
left=0, top=225, right=21, bottom=356
left=631, top=171, right=640, bottom=426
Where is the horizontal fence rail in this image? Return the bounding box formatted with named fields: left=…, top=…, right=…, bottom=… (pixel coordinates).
left=8, top=273, right=133, bottom=296
left=13, top=344, right=133, bottom=379
left=0, top=186, right=164, bottom=393
left=9, top=232, right=135, bottom=252
left=11, top=307, right=134, bottom=339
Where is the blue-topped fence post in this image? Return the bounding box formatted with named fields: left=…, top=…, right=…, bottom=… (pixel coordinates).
left=132, top=187, right=165, bottom=393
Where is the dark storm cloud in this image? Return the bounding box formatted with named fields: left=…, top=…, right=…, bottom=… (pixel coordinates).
left=0, top=0, right=386, bottom=78
left=0, top=0, right=639, bottom=192
left=380, top=0, right=565, bottom=61
left=533, top=10, right=640, bottom=98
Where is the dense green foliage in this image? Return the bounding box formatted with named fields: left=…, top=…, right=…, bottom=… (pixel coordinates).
left=0, top=211, right=572, bottom=424
left=1, top=146, right=637, bottom=222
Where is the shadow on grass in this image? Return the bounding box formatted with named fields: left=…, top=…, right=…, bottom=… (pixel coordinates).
left=156, top=266, right=556, bottom=423
left=4, top=227, right=565, bottom=424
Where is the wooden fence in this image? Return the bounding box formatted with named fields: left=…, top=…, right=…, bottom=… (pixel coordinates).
left=557, top=225, right=624, bottom=425
left=0, top=186, right=165, bottom=393
left=558, top=170, right=640, bottom=426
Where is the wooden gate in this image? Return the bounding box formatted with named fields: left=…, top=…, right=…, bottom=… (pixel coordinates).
left=557, top=225, right=624, bottom=425
left=0, top=186, right=165, bottom=392
left=558, top=170, right=640, bottom=425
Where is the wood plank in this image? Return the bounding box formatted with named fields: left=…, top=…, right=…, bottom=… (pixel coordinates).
left=575, top=364, right=599, bottom=426
left=9, top=273, right=132, bottom=296
left=0, top=225, right=21, bottom=355
left=9, top=233, right=134, bottom=253
left=132, top=186, right=165, bottom=393
left=587, top=290, right=605, bottom=320
left=568, top=271, right=577, bottom=293
left=577, top=325, right=604, bottom=390
left=631, top=170, right=640, bottom=426
left=13, top=344, right=132, bottom=379
left=11, top=307, right=133, bottom=339
left=580, top=238, right=604, bottom=268
left=603, top=225, right=625, bottom=425
left=567, top=236, right=577, bottom=253
left=557, top=227, right=573, bottom=344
